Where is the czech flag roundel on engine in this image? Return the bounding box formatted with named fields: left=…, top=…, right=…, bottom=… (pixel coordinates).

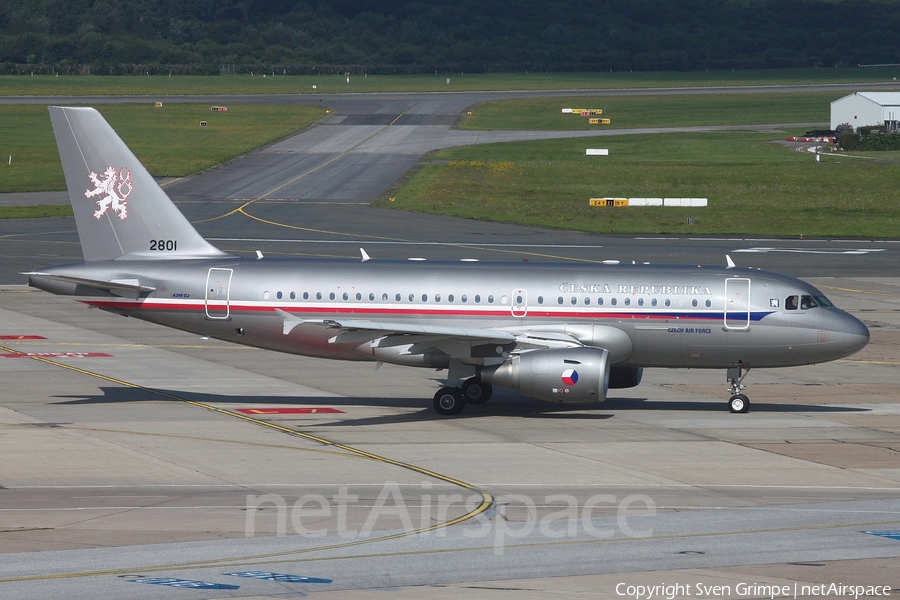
left=561, top=369, right=578, bottom=386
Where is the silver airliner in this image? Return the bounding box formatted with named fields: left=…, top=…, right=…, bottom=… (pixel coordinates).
left=27, top=107, right=870, bottom=415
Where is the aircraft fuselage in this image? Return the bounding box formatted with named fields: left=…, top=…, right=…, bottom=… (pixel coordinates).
left=30, top=258, right=869, bottom=371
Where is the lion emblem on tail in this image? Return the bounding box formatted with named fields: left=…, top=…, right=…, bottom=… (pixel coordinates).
left=85, top=166, right=132, bottom=220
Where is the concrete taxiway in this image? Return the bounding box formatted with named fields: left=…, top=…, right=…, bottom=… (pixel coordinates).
left=0, top=276, right=898, bottom=598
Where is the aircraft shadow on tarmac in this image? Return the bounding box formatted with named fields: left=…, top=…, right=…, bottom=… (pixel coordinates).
left=51, top=386, right=869, bottom=428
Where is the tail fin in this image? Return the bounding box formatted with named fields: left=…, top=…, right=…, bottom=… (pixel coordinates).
left=49, top=106, right=229, bottom=262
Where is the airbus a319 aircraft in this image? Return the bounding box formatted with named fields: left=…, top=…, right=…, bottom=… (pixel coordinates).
left=28, top=107, right=870, bottom=415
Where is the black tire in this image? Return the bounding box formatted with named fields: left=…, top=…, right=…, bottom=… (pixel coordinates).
left=729, top=394, right=750, bottom=413
left=433, top=387, right=466, bottom=415
left=461, top=378, right=493, bottom=404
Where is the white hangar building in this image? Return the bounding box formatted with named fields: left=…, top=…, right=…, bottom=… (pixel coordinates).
left=831, top=92, right=900, bottom=131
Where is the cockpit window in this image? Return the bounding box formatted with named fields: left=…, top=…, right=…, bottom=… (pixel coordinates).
left=785, top=295, right=799, bottom=310
left=814, top=295, right=834, bottom=308
left=800, top=295, right=818, bottom=310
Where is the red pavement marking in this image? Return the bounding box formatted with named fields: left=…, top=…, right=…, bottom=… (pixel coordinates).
left=0, top=352, right=113, bottom=359
left=0, top=335, right=47, bottom=340
left=235, top=407, right=345, bottom=415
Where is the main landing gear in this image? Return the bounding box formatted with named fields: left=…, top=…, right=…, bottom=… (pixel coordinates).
left=727, top=364, right=750, bottom=413
left=433, top=377, right=493, bottom=415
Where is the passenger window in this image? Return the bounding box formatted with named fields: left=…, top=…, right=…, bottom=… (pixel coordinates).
left=369, top=293, right=375, bottom=301
left=382, top=293, right=388, bottom=301
left=316, top=292, right=322, bottom=300
left=475, top=295, right=481, bottom=303
left=277, top=291, right=283, bottom=300
left=624, top=298, right=631, bottom=306
left=448, top=294, right=454, bottom=302
left=395, top=293, right=401, bottom=302
left=558, top=297, right=564, bottom=305
left=435, top=294, right=442, bottom=302
left=461, top=295, right=467, bottom=303
left=356, top=292, right=362, bottom=301
left=329, top=292, right=335, bottom=300
left=665, top=299, right=671, bottom=307
left=651, top=298, right=657, bottom=307
left=537, top=296, right=543, bottom=304
left=785, top=295, right=799, bottom=310
left=584, top=297, right=590, bottom=305
left=598, top=297, right=604, bottom=306
left=516, top=295, right=523, bottom=304
left=409, top=293, right=414, bottom=302
left=343, top=292, right=349, bottom=301
left=422, top=294, right=428, bottom=302
left=303, top=292, right=309, bottom=300
left=488, top=295, right=494, bottom=304
left=571, top=297, right=577, bottom=305
left=691, top=299, right=698, bottom=308
left=705, top=299, right=711, bottom=308
left=638, top=298, right=644, bottom=307
left=290, top=291, right=296, bottom=300
left=611, top=298, right=617, bottom=306
left=800, top=295, right=818, bottom=310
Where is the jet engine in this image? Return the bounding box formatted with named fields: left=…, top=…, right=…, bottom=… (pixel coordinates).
left=482, top=347, right=609, bottom=404
left=609, top=366, right=643, bottom=389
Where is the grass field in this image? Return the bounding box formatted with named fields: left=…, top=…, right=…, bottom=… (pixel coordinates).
left=376, top=131, right=900, bottom=238
left=0, top=104, right=327, bottom=193
left=3, top=69, right=898, bottom=237
left=459, top=93, right=835, bottom=130
left=2, top=66, right=900, bottom=96
left=0, top=205, right=73, bottom=219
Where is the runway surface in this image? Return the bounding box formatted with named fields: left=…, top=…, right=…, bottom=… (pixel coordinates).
left=1, top=87, right=899, bottom=598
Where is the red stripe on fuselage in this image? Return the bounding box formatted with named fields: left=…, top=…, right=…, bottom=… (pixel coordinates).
left=82, top=299, right=720, bottom=321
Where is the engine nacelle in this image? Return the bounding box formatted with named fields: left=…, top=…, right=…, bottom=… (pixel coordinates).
left=482, top=347, right=609, bottom=404
left=609, top=366, right=643, bottom=389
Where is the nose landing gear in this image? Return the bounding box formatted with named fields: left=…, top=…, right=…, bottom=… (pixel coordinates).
left=727, top=364, right=750, bottom=413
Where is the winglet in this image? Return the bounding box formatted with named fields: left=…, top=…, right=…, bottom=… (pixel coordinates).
left=360, top=248, right=370, bottom=262
left=726, top=255, right=736, bottom=269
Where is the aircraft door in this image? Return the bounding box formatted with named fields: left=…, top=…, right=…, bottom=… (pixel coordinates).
left=511, top=289, right=528, bottom=317
left=724, top=278, right=750, bottom=330
left=205, top=268, right=233, bottom=319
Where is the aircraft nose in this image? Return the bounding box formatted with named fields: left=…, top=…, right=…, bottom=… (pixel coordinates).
left=835, top=310, right=870, bottom=356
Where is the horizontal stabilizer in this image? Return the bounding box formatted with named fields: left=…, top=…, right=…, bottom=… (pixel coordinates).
left=23, top=272, right=156, bottom=293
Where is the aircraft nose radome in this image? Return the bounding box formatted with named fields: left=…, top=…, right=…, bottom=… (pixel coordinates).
left=837, top=310, right=870, bottom=355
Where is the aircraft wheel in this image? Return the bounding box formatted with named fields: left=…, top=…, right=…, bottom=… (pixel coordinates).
left=433, top=387, right=466, bottom=415
left=729, top=394, right=750, bottom=413
left=461, top=378, right=492, bottom=404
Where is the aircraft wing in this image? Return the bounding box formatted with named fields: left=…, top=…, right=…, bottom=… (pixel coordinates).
left=276, top=310, right=515, bottom=342
left=274, top=310, right=583, bottom=359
